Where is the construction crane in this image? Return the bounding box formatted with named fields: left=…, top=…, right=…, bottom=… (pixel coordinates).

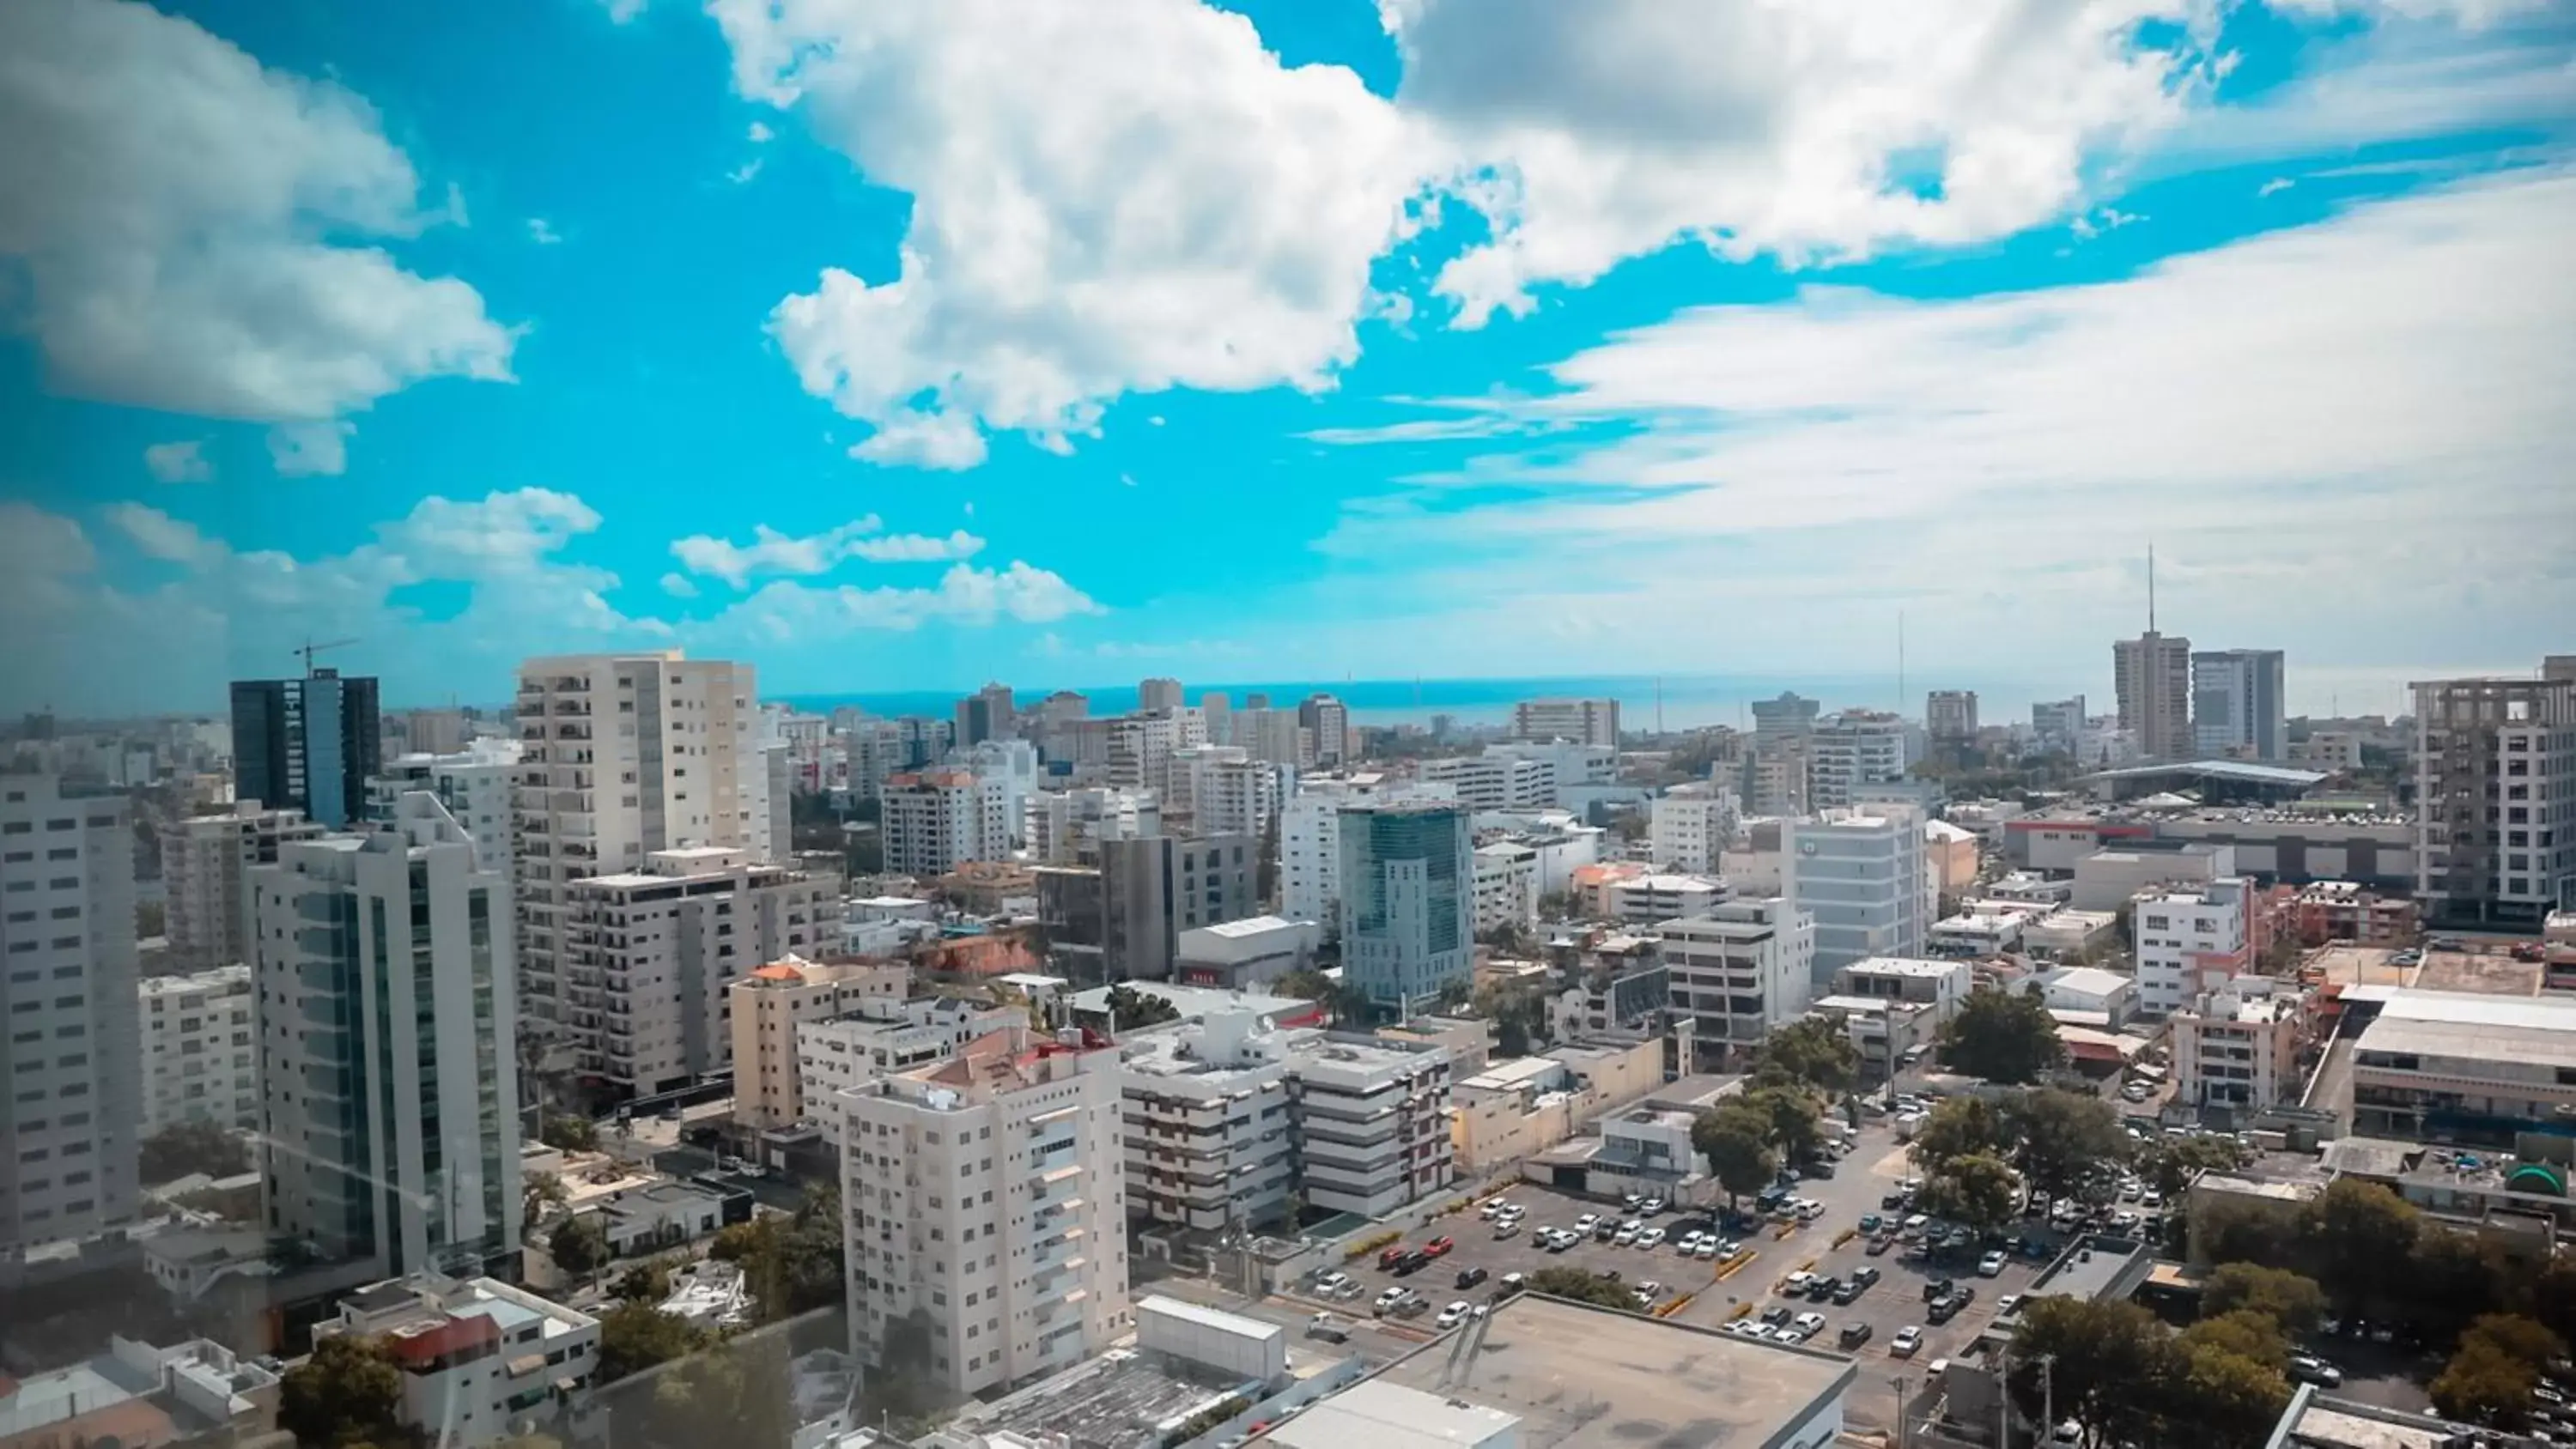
left=294, top=637, right=358, bottom=676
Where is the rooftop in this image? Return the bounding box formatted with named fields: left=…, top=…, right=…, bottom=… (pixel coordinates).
left=1195, top=913, right=1307, bottom=939
left=2080, top=760, right=2330, bottom=787
left=961, top=1347, right=1251, bottom=1449
left=1844, top=955, right=1967, bottom=979
left=1070, top=979, right=1319, bottom=1024
left=2272, top=1385, right=2500, bottom=1448
left=1264, top=1294, right=1852, bottom=1449
left=2354, top=989, right=2576, bottom=1070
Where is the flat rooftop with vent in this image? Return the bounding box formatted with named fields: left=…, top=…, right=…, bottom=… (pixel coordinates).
left=1253, top=1293, right=1855, bottom=1449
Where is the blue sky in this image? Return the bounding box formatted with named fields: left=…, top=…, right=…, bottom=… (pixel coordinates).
left=2, top=0, right=2572, bottom=719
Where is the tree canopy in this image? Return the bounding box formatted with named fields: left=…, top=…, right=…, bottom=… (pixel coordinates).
left=539, top=1112, right=598, bottom=1153
left=550, top=1215, right=612, bottom=1277
left=1910, top=1095, right=2007, bottom=1176
left=278, top=1335, right=404, bottom=1448
left=1526, top=1267, right=1637, bottom=1313
left=2001, top=1089, right=2129, bottom=1198
left=1921, top=1153, right=2020, bottom=1233
left=2432, top=1317, right=2565, bottom=1431
left=597, top=1302, right=712, bottom=1385
left=1938, top=989, right=2067, bottom=1085
left=1102, top=983, right=1182, bottom=1030
left=1748, top=1017, right=1859, bottom=1095
left=1692, top=1107, right=1776, bottom=1206
left=2202, top=1264, right=2325, bottom=1337
left=2011, top=1296, right=2290, bottom=1449
left=139, top=1119, right=252, bottom=1185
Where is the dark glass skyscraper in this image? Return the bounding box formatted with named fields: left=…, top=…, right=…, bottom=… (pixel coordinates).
left=229, top=669, right=381, bottom=828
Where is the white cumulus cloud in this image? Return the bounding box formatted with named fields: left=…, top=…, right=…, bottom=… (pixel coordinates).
left=268, top=420, right=355, bottom=476
left=670, top=517, right=888, bottom=588
left=0, top=0, right=517, bottom=427
left=143, top=440, right=213, bottom=483
left=711, top=561, right=1103, bottom=641
left=717, top=0, right=1431, bottom=468
left=102, top=502, right=218, bottom=564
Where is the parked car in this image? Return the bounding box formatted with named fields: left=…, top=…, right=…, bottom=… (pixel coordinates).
left=1637, top=1227, right=1666, bottom=1249
left=1839, top=1323, right=1875, bottom=1349
left=1694, top=1238, right=1719, bottom=1261
left=1793, top=1312, right=1826, bottom=1336
left=1457, top=1266, right=1489, bottom=1288
left=1997, top=1294, right=2022, bottom=1318
left=1574, top=1213, right=1603, bottom=1234
left=1436, top=1301, right=1473, bottom=1330
left=1307, top=1313, right=1352, bottom=1343
left=2289, top=1356, right=2342, bottom=1389
left=1378, top=1246, right=1406, bottom=1270
left=1978, top=1251, right=2008, bottom=1277
left=1782, top=1271, right=1816, bottom=1296
left=1832, top=1279, right=1863, bottom=1305
left=1493, top=1220, right=1521, bottom=1240
left=1613, top=1223, right=1641, bottom=1246
left=1641, top=1197, right=1667, bottom=1216
left=1425, top=1236, right=1455, bottom=1258
left=1891, top=1326, right=1924, bottom=1357
left=1761, top=1306, right=1793, bottom=1326
left=1923, top=1277, right=1956, bottom=1302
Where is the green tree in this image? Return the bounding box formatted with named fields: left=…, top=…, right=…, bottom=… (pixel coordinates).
left=138, top=1119, right=251, bottom=1184
left=1921, top=1153, right=2020, bottom=1234
left=612, top=1258, right=674, bottom=1305
left=647, top=1332, right=795, bottom=1449
left=1743, top=1084, right=1825, bottom=1163
left=2524, top=1258, right=2576, bottom=1349
left=1938, top=990, right=2067, bottom=1084
left=1102, top=983, right=1182, bottom=1030
left=2433, top=1338, right=2542, bottom=1429
left=2202, top=1264, right=2325, bottom=1337
left=595, top=1302, right=709, bottom=1385
left=1692, top=1108, right=1777, bottom=1208
left=2299, top=1179, right=2418, bottom=1319
left=277, top=1335, right=404, bottom=1448
left=523, top=1170, right=568, bottom=1233
left=1525, top=1267, right=1638, bottom=1313
left=2002, top=1088, right=2129, bottom=1199
left=2165, top=1338, right=2294, bottom=1446
left=2403, top=1230, right=2509, bottom=1348
left=2008, top=1298, right=2171, bottom=1449
left=1273, top=967, right=1334, bottom=1002
left=1749, top=1018, right=1860, bottom=1094
left=1910, top=1095, right=2006, bottom=1176
left=540, top=1112, right=598, bottom=1152
left=2463, top=1313, right=2567, bottom=1370
left=2181, top=1310, right=2291, bottom=1373
left=550, top=1215, right=612, bottom=1277
left=2191, top=1199, right=2304, bottom=1270
left=2136, top=1133, right=2250, bottom=1198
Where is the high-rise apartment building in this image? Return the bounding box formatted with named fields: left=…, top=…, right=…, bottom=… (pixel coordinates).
left=2192, top=650, right=2287, bottom=760
left=882, top=769, right=987, bottom=876
left=513, top=652, right=762, bottom=1039
left=161, top=801, right=325, bottom=970
left=1926, top=690, right=1979, bottom=746
left=1236, top=707, right=1309, bottom=769
left=231, top=670, right=383, bottom=828
left=1, top=778, right=142, bottom=1248
left=2412, top=676, right=2576, bottom=926
left=1648, top=783, right=1738, bottom=874
left=795, top=997, right=1026, bottom=1143
left=954, top=682, right=1018, bottom=748
left=1297, top=694, right=1350, bottom=768
left=727, top=956, right=913, bottom=1131
left=252, top=793, right=519, bottom=1279
left=1137, top=677, right=1183, bottom=714
left=369, top=738, right=523, bottom=887
left=562, top=846, right=829, bottom=1098
left=139, top=964, right=258, bottom=1131
left=1106, top=712, right=1181, bottom=797
left=2031, top=697, right=2087, bottom=755
left=1026, top=786, right=1162, bottom=866
left=838, top=1026, right=1131, bottom=1397
left=1748, top=738, right=1811, bottom=815
left=1510, top=697, right=1620, bottom=749
left=1282, top=773, right=1450, bottom=931
left=1661, top=899, right=1816, bottom=1072
left=1784, top=805, right=1926, bottom=990
left=1810, top=711, right=1910, bottom=809
left=1339, top=801, right=1473, bottom=1011
left=2114, top=632, right=2194, bottom=761
left=1186, top=754, right=1288, bottom=844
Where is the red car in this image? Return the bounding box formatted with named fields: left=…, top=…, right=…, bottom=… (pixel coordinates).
left=1424, top=1236, right=1455, bottom=1258
left=1379, top=1246, right=1407, bottom=1270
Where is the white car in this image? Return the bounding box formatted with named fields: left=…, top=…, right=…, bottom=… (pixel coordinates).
left=1891, top=1326, right=1924, bottom=1357
left=1613, top=1223, right=1641, bottom=1246
left=1574, top=1213, right=1602, bottom=1234
left=1640, top=1197, right=1667, bottom=1216
left=1782, top=1271, right=1816, bottom=1296
left=1637, top=1228, right=1666, bottom=1249
left=1734, top=1322, right=1772, bottom=1339
left=1796, top=1199, right=1826, bottom=1221
left=1480, top=1200, right=1504, bottom=1220
left=1376, top=1288, right=1407, bottom=1311
left=1793, top=1313, right=1826, bottom=1336
left=1694, top=1239, right=1719, bottom=1260
left=1678, top=1229, right=1704, bottom=1249
left=1436, top=1301, right=1472, bottom=1330
left=1493, top=1220, right=1522, bottom=1240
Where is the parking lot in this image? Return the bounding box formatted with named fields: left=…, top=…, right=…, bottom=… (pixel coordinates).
left=1285, top=1109, right=2160, bottom=1437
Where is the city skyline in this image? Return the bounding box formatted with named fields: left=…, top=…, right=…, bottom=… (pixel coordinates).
left=3, top=0, right=2573, bottom=716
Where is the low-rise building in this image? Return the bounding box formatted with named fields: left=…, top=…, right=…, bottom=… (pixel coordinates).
left=728, top=956, right=913, bottom=1131
left=313, top=1276, right=599, bottom=1449
left=2350, top=988, right=2576, bottom=1143
left=1832, top=955, right=1971, bottom=1016
left=591, top=1179, right=736, bottom=1257
left=1809, top=994, right=1944, bottom=1078
left=1660, top=900, right=1814, bottom=1072
left=2019, top=907, right=2120, bottom=961
left=2286, top=881, right=2419, bottom=946
left=1597, top=871, right=1728, bottom=925
left=0, top=1336, right=279, bottom=1449
left=1550, top=936, right=1669, bottom=1042
left=2071, top=841, right=2236, bottom=912
left=2032, top=965, right=2140, bottom=1030
left=138, top=964, right=258, bottom=1131
left=1115, top=1011, right=1299, bottom=1232
left=2172, top=979, right=2306, bottom=1113
left=1648, top=784, right=1737, bottom=875
left=1927, top=906, right=2033, bottom=960
left=1449, top=1039, right=1664, bottom=1173
left=1292, top=1034, right=1455, bottom=1218
left=1172, top=915, right=1320, bottom=991
left=2134, top=877, right=2255, bottom=1016
left=1420, top=753, right=1557, bottom=811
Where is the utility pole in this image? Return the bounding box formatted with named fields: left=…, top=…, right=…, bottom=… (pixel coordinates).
left=1997, top=1344, right=2012, bottom=1449
left=1891, top=1373, right=1912, bottom=1449
left=2038, top=1354, right=2057, bottom=1444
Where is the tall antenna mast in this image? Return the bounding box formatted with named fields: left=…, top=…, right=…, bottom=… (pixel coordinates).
left=2147, top=543, right=2158, bottom=634
left=1897, top=611, right=1906, bottom=714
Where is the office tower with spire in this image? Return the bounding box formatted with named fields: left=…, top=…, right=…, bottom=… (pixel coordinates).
left=2113, top=549, right=2191, bottom=761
